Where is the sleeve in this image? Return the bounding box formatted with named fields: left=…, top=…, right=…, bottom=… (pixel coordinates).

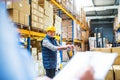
left=42, top=39, right=58, bottom=51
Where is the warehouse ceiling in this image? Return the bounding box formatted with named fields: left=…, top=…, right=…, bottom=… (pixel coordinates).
left=85, top=0, right=119, bottom=22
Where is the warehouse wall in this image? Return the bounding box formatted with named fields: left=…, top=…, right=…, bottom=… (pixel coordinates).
left=90, top=23, right=114, bottom=43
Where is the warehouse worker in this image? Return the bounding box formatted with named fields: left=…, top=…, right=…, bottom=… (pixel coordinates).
left=41, top=26, right=74, bottom=78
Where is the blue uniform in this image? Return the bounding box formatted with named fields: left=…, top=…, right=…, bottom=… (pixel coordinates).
left=42, top=35, right=58, bottom=69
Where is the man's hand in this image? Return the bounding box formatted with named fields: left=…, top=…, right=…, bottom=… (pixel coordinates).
left=67, top=44, right=74, bottom=50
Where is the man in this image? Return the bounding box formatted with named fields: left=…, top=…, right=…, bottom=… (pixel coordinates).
left=41, top=26, right=74, bottom=78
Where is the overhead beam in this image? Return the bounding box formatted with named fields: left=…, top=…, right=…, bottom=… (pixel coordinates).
left=86, top=16, right=115, bottom=20
left=84, top=6, right=119, bottom=12
left=91, top=21, right=114, bottom=24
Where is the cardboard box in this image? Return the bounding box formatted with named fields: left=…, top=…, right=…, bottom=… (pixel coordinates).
left=38, top=6, right=44, bottom=13
left=39, top=18, right=43, bottom=24
left=24, top=14, right=29, bottom=26
left=39, top=23, right=44, bottom=30
left=23, top=1, right=30, bottom=15
left=112, top=47, right=120, bottom=56
left=19, top=12, right=25, bottom=24
left=38, top=53, right=42, bottom=60
left=113, top=65, right=120, bottom=80
left=114, top=56, right=120, bottom=65
left=105, top=70, right=114, bottom=80
left=39, top=0, right=49, bottom=9
left=6, top=1, right=21, bottom=10
left=45, top=8, right=53, bottom=17
left=93, top=48, right=111, bottom=53
left=100, top=48, right=111, bottom=53
left=32, top=48, right=37, bottom=56
left=6, top=0, right=30, bottom=15
left=8, top=9, right=19, bottom=23
left=31, top=2, right=38, bottom=10
left=32, top=21, right=39, bottom=28
left=54, top=14, right=62, bottom=22
left=32, top=0, right=38, bottom=4
left=32, top=14, right=39, bottom=22
left=31, top=9, right=37, bottom=15
left=38, top=12, right=44, bottom=18
left=44, top=15, right=53, bottom=26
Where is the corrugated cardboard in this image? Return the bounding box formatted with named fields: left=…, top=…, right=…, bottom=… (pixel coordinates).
left=32, top=15, right=39, bottom=22
left=114, top=56, right=120, bottom=65
left=44, top=15, right=53, bottom=26
left=23, top=1, right=30, bottom=15
left=92, top=47, right=120, bottom=64
left=39, top=18, right=44, bottom=24
left=100, top=48, right=111, bottom=53
left=105, top=70, right=114, bottom=80
left=38, top=12, right=44, bottom=18
left=39, top=24, right=44, bottom=30
left=112, top=47, right=120, bottom=56
left=31, top=2, right=38, bottom=10
left=6, top=1, right=21, bottom=10
left=38, top=6, right=44, bottom=13
left=32, top=48, right=37, bottom=56
left=32, top=0, right=38, bottom=4
left=113, top=65, right=120, bottom=80
left=31, top=9, right=38, bottom=15
left=8, top=9, right=19, bottom=23
left=6, top=0, right=30, bottom=15
left=24, top=14, right=29, bottom=26
left=19, top=12, right=24, bottom=24
left=92, top=48, right=111, bottom=53
left=32, top=21, right=39, bottom=28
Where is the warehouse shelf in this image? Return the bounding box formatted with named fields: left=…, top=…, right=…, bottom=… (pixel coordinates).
left=18, top=29, right=60, bottom=40
left=117, top=40, right=120, bottom=43
left=51, top=0, right=89, bottom=30
left=74, top=39, right=82, bottom=43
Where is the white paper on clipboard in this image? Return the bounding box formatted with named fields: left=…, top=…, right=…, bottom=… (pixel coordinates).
left=53, top=52, right=118, bottom=80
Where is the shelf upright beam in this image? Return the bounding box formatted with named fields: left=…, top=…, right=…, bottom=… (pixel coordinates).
left=72, top=20, right=74, bottom=55
left=58, top=9, right=63, bottom=62
left=27, top=37, right=31, bottom=53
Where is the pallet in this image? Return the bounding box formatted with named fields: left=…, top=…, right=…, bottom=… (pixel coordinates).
left=31, top=27, right=46, bottom=33
left=15, top=23, right=30, bottom=30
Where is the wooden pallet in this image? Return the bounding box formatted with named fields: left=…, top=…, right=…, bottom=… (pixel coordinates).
left=15, top=23, right=30, bottom=30
left=31, top=27, right=46, bottom=33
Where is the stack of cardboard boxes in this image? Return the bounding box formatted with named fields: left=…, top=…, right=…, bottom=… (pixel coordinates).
left=79, top=7, right=86, bottom=27
left=31, top=48, right=38, bottom=61
left=31, top=0, right=44, bottom=29
left=54, top=14, right=62, bottom=35
left=74, top=22, right=82, bottom=40
left=39, top=0, right=54, bottom=29
left=93, top=47, right=120, bottom=80
left=31, top=48, right=45, bottom=76
left=62, top=26, right=72, bottom=39
left=6, top=0, right=30, bottom=26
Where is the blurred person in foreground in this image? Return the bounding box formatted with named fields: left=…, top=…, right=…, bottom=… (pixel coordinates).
left=0, top=0, right=94, bottom=80
left=0, top=1, right=35, bottom=80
